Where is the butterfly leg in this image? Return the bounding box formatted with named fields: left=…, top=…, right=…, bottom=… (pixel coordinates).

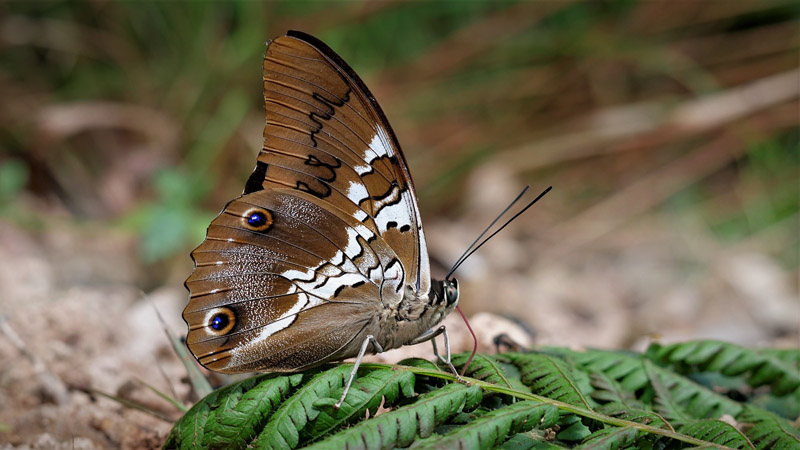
left=336, top=334, right=383, bottom=408
left=408, top=326, right=464, bottom=383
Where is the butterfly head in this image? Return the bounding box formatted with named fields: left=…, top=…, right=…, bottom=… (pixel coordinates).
left=428, top=278, right=460, bottom=316
left=443, top=278, right=459, bottom=307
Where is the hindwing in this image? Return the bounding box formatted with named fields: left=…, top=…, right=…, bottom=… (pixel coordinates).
left=184, top=189, right=406, bottom=372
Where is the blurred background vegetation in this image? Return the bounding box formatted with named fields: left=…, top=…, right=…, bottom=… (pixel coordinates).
left=0, top=1, right=797, bottom=323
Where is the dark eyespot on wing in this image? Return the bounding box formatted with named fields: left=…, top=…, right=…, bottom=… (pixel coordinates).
left=241, top=208, right=273, bottom=232
left=206, top=307, right=236, bottom=336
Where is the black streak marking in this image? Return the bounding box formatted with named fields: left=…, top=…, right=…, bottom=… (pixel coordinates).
left=296, top=180, right=332, bottom=198
left=243, top=161, right=269, bottom=194
left=307, top=91, right=350, bottom=148
left=305, top=111, right=324, bottom=148
left=387, top=259, right=404, bottom=294
left=333, top=285, right=346, bottom=298
left=386, top=221, right=398, bottom=229
left=399, top=224, right=411, bottom=232
left=310, top=263, right=333, bottom=289
left=305, top=154, right=341, bottom=182
left=371, top=181, right=398, bottom=202
left=313, top=91, right=347, bottom=109
left=285, top=31, right=409, bottom=189
left=311, top=276, right=328, bottom=289
left=282, top=81, right=351, bottom=197
left=378, top=188, right=405, bottom=209
left=349, top=236, right=366, bottom=259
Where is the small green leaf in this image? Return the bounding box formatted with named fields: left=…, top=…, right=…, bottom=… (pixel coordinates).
left=164, top=374, right=300, bottom=450
left=556, top=415, right=592, bottom=442
left=0, top=159, right=28, bottom=201
left=252, top=365, right=352, bottom=449
left=411, top=401, right=559, bottom=449
left=739, top=404, right=800, bottom=449
left=504, top=353, right=594, bottom=409
left=576, top=425, right=638, bottom=449
left=678, top=419, right=754, bottom=449
left=306, top=368, right=416, bottom=439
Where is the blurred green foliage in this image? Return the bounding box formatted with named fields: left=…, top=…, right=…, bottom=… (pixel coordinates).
left=122, top=169, right=215, bottom=263
left=0, top=159, right=29, bottom=206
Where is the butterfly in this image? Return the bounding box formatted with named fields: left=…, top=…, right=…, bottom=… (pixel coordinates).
left=183, top=30, right=465, bottom=406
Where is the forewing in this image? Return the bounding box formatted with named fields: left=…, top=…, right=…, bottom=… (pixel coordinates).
left=246, top=30, right=431, bottom=295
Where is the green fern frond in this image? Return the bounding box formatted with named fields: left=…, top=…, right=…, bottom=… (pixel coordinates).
left=567, top=349, right=652, bottom=395
left=763, top=348, right=800, bottom=369
left=304, top=383, right=483, bottom=449
left=206, top=374, right=302, bottom=449
left=647, top=341, right=800, bottom=396
left=166, top=340, right=798, bottom=449
left=306, top=367, right=416, bottom=439
left=164, top=373, right=301, bottom=449
left=678, top=420, right=755, bottom=449
left=596, top=402, right=672, bottom=431
left=503, top=352, right=595, bottom=409
left=589, top=371, right=645, bottom=409
left=410, top=401, right=559, bottom=449
left=452, top=353, right=530, bottom=393
left=556, top=414, right=593, bottom=442
left=574, top=426, right=638, bottom=449
left=251, top=365, right=353, bottom=449
left=397, top=357, right=441, bottom=370
left=498, top=433, right=564, bottom=449
left=646, top=360, right=743, bottom=422
left=738, top=404, right=800, bottom=449
left=167, top=391, right=215, bottom=450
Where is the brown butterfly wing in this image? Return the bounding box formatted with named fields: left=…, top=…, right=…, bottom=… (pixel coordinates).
left=183, top=31, right=431, bottom=373
left=251, top=30, right=430, bottom=294
left=184, top=188, right=406, bottom=372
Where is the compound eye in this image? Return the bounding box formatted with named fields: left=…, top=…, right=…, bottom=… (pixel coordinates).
left=445, top=280, right=459, bottom=305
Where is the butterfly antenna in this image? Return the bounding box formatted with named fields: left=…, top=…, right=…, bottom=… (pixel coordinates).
left=445, top=186, right=551, bottom=280
left=446, top=185, right=552, bottom=376
left=445, top=186, right=529, bottom=281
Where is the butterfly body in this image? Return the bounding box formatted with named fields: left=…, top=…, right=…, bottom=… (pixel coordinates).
left=183, top=31, right=459, bottom=377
